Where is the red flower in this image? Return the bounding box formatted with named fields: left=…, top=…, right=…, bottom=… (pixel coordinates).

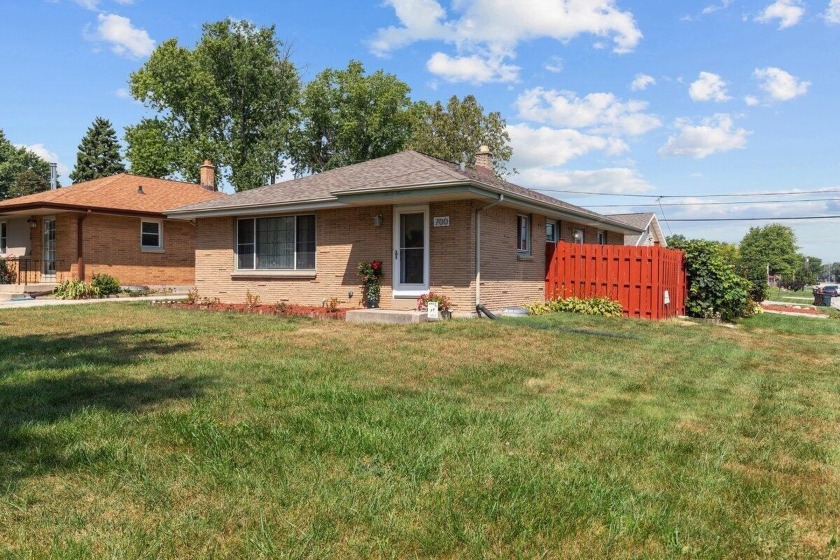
left=372, top=261, right=381, bottom=271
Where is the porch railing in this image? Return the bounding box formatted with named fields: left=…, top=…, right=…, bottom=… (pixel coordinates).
left=0, top=257, right=67, bottom=285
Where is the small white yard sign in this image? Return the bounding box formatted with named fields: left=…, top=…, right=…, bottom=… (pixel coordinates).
left=663, top=290, right=670, bottom=305
left=427, top=301, right=439, bottom=319
left=433, top=216, right=450, bottom=227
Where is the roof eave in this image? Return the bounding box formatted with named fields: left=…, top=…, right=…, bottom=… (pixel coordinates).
left=166, top=198, right=343, bottom=219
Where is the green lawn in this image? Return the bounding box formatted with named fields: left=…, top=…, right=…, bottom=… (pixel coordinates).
left=0, top=305, right=838, bottom=559
left=770, top=287, right=818, bottom=303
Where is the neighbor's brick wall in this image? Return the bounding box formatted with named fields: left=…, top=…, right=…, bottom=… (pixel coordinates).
left=556, top=222, right=624, bottom=245
left=81, top=214, right=197, bottom=285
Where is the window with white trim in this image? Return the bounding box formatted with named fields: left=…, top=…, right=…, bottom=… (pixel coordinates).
left=517, top=214, right=531, bottom=254
left=573, top=228, right=584, bottom=245
left=237, top=215, right=316, bottom=270
left=0, top=221, right=6, bottom=254
left=597, top=230, right=606, bottom=245
left=546, top=220, right=558, bottom=242
left=141, top=220, right=162, bottom=250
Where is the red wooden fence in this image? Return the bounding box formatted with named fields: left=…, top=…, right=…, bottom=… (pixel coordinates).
left=545, top=243, right=686, bottom=320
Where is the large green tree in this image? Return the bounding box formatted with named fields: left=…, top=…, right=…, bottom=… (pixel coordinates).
left=69, top=117, right=126, bottom=183
left=739, top=224, right=801, bottom=299
left=8, top=169, right=49, bottom=198
left=291, top=60, right=413, bottom=175
left=407, top=95, right=513, bottom=177
left=0, top=129, right=52, bottom=199
left=128, top=19, right=300, bottom=191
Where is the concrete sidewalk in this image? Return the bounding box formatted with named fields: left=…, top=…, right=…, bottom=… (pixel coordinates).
left=0, top=294, right=186, bottom=310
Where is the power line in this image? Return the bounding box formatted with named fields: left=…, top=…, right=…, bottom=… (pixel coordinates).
left=665, top=215, right=840, bottom=222
left=585, top=197, right=840, bottom=208
left=539, top=187, right=840, bottom=198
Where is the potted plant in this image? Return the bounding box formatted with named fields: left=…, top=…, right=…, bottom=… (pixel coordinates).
left=417, top=292, right=452, bottom=319
left=358, top=260, right=383, bottom=308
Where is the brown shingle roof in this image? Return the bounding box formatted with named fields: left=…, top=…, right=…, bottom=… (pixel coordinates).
left=609, top=213, right=657, bottom=246
left=169, top=151, right=639, bottom=232
left=0, top=173, right=223, bottom=216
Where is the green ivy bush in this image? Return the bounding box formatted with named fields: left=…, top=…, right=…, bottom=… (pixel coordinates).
left=527, top=296, right=624, bottom=317
left=53, top=279, right=101, bottom=300
left=91, top=273, right=121, bottom=297
left=678, top=239, right=751, bottom=321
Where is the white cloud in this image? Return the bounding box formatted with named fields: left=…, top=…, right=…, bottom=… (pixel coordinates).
left=426, top=52, right=519, bottom=83
left=16, top=144, right=70, bottom=176
left=508, top=123, right=628, bottom=168
left=90, top=13, right=155, bottom=58
left=518, top=167, right=655, bottom=194
left=115, top=87, right=130, bottom=99
left=689, top=71, right=731, bottom=102
left=73, top=0, right=100, bottom=10
left=515, top=87, right=661, bottom=137
left=756, top=0, right=805, bottom=29
left=658, top=114, right=749, bottom=159
left=630, top=73, right=655, bottom=91
left=744, top=95, right=760, bottom=106
left=370, top=0, right=642, bottom=83
left=754, top=66, right=810, bottom=100
left=826, top=0, right=840, bottom=23
left=544, top=56, right=563, bottom=73
left=702, top=0, right=733, bottom=15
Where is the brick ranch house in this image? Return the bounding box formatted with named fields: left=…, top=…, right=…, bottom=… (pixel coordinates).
left=0, top=165, right=223, bottom=287
left=167, top=149, right=644, bottom=316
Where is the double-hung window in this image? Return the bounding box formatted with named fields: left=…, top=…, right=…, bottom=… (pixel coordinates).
left=517, top=214, right=531, bottom=254
left=597, top=230, right=606, bottom=245
left=573, top=228, right=585, bottom=245
left=237, top=215, right=316, bottom=271
left=546, top=220, right=558, bottom=243
left=141, top=220, right=162, bottom=250
left=0, top=221, right=6, bottom=254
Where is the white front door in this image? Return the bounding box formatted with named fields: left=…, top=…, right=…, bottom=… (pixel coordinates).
left=392, top=205, right=429, bottom=297
left=42, top=217, right=56, bottom=281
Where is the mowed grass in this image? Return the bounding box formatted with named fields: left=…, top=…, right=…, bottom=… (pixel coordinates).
left=0, top=305, right=838, bottom=559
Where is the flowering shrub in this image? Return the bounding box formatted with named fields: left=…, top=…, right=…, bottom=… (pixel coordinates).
left=417, top=292, right=452, bottom=312
left=358, top=260, right=383, bottom=306
left=527, top=296, right=624, bottom=317
left=0, top=258, right=13, bottom=284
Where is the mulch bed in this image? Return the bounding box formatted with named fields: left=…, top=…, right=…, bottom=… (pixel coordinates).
left=761, top=303, right=825, bottom=316
left=152, top=301, right=351, bottom=320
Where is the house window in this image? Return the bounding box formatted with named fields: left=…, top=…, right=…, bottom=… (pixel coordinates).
left=141, top=220, right=162, bottom=250
left=573, top=228, right=584, bottom=244
left=0, top=221, right=6, bottom=254
left=517, top=214, right=531, bottom=254
left=237, top=215, right=316, bottom=270
left=597, top=230, right=606, bottom=245
left=546, top=220, right=558, bottom=243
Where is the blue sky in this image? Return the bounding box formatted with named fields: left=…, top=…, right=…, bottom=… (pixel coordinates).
left=2, top=0, right=839, bottom=261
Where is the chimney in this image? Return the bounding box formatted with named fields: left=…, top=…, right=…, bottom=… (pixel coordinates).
left=199, top=160, right=215, bottom=191
left=475, top=145, right=493, bottom=176
left=49, top=163, right=58, bottom=190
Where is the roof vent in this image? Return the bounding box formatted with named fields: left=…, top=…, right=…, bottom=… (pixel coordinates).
left=49, top=163, right=57, bottom=190
left=137, top=185, right=144, bottom=194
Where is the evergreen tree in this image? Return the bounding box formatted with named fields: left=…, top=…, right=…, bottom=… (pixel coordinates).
left=69, top=117, right=126, bottom=183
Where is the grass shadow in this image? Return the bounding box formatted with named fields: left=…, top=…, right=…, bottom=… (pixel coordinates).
left=0, top=328, right=211, bottom=485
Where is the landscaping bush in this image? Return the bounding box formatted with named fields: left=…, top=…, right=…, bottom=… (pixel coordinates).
left=91, top=273, right=121, bottom=296
left=0, top=258, right=14, bottom=284
left=527, top=296, right=624, bottom=317
left=53, top=279, right=101, bottom=300
left=678, top=239, right=751, bottom=321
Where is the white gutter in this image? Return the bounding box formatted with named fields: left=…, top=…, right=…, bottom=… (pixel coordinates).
left=475, top=194, right=504, bottom=310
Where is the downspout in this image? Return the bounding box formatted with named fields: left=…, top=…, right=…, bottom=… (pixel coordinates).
left=475, top=194, right=503, bottom=317
left=77, top=211, right=90, bottom=281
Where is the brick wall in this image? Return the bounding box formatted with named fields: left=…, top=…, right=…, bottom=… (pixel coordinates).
left=82, top=214, right=197, bottom=285
left=193, top=201, right=629, bottom=313
left=28, top=212, right=196, bottom=286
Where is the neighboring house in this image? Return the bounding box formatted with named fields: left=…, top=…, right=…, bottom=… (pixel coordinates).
left=0, top=164, right=223, bottom=286
left=609, top=212, right=668, bottom=247
left=168, top=149, right=643, bottom=315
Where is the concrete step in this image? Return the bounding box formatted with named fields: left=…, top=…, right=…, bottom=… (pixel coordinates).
left=345, top=309, right=429, bottom=324
left=0, top=293, right=33, bottom=301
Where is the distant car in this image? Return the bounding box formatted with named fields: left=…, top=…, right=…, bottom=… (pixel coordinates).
left=822, top=285, right=840, bottom=297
